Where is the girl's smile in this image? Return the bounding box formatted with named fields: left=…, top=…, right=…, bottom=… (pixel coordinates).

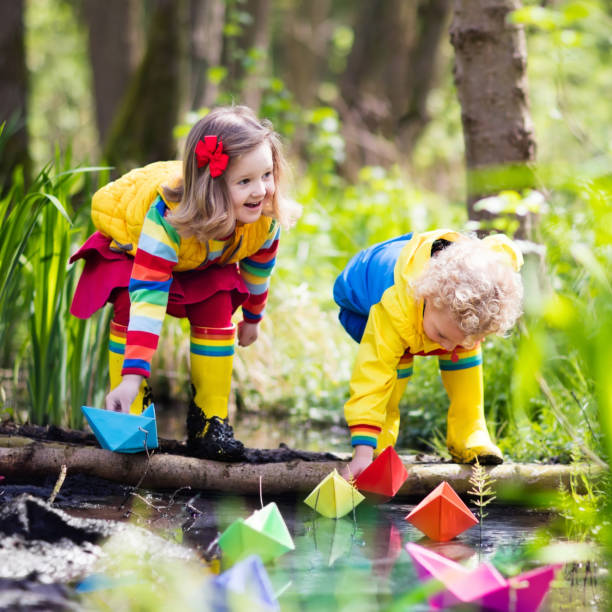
left=225, top=142, right=275, bottom=225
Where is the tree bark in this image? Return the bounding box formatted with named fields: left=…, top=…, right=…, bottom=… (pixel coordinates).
left=189, top=0, right=226, bottom=110
left=450, top=0, right=536, bottom=232
left=0, top=0, right=30, bottom=191
left=79, top=0, right=142, bottom=146
left=104, top=0, right=184, bottom=173
left=0, top=435, right=596, bottom=497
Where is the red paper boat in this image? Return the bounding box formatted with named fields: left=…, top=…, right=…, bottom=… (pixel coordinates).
left=406, top=542, right=561, bottom=611
left=405, top=481, right=478, bottom=541
left=354, top=446, right=409, bottom=502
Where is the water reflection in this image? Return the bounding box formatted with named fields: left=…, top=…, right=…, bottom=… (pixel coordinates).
left=55, top=486, right=606, bottom=611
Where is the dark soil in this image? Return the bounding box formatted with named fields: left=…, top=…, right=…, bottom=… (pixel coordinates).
left=0, top=420, right=341, bottom=464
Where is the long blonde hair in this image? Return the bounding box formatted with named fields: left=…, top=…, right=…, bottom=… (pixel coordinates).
left=164, top=105, right=296, bottom=241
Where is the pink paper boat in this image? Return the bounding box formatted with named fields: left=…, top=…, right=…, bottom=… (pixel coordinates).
left=406, top=542, right=561, bottom=612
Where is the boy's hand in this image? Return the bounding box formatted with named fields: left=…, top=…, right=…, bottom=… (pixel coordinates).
left=105, top=374, right=143, bottom=413
left=340, top=445, right=375, bottom=481
left=238, top=321, right=259, bottom=347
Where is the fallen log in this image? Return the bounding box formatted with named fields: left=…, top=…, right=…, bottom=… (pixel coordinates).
left=0, top=434, right=603, bottom=499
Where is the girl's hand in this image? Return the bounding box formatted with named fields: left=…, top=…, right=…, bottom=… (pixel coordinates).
left=238, top=321, right=259, bottom=347
left=340, top=445, right=375, bottom=481
left=105, top=374, right=144, bottom=413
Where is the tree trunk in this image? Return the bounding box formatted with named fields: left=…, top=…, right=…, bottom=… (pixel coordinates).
left=450, top=0, right=536, bottom=233
left=339, top=0, right=451, bottom=179
left=189, top=0, right=226, bottom=110
left=104, top=0, right=184, bottom=173
left=230, top=0, right=272, bottom=111
left=0, top=435, right=596, bottom=497
left=278, top=0, right=333, bottom=109
left=0, top=0, right=30, bottom=191
left=397, top=0, right=453, bottom=155
left=79, top=0, right=142, bottom=147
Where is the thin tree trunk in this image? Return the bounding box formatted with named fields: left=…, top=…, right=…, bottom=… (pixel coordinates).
left=221, top=0, right=272, bottom=110
left=80, top=0, right=142, bottom=146
left=189, top=0, right=226, bottom=110
left=397, top=0, right=452, bottom=155
left=450, top=0, right=536, bottom=234
left=0, top=0, right=30, bottom=191
left=104, top=0, right=184, bottom=173
left=279, top=0, right=333, bottom=109
left=339, top=0, right=451, bottom=179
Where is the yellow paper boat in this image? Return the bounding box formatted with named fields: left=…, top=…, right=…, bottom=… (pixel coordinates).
left=304, top=469, right=365, bottom=519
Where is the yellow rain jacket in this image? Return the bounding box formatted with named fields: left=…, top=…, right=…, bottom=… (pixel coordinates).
left=90, top=161, right=275, bottom=272
left=338, top=229, right=522, bottom=458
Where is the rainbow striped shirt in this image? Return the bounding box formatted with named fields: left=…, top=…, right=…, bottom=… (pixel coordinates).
left=122, top=197, right=279, bottom=377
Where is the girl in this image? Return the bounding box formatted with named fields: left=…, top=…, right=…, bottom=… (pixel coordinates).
left=70, top=105, right=298, bottom=461
left=333, top=230, right=523, bottom=478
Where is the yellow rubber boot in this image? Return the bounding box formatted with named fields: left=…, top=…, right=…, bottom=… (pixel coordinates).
left=108, top=321, right=152, bottom=414
left=186, top=325, right=244, bottom=460
left=375, top=355, right=412, bottom=454
left=439, top=346, right=503, bottom=464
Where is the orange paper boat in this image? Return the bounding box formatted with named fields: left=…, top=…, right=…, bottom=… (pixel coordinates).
left=354, top=446, right=409, bottom=502
left=405, top=481, right=478, bottom=541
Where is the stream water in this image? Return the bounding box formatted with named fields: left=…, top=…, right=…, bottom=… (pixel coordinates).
left=0, top=473, right=606, bottom=611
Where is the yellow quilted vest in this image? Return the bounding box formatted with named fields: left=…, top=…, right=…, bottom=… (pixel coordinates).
left=91, top=161, right=275, bottom=272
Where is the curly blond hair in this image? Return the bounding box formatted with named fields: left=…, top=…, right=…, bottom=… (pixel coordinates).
left=412, top=238, right=523, bottom=343
left=164, top=105, right=299, bottom=241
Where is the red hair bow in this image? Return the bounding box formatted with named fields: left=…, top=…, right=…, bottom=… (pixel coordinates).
left=195, top=135, right=229, bottom=177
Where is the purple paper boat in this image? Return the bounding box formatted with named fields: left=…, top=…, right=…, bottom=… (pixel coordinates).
left=212, top=555, right=279, bottom=612
left=406, top=542, right=561, bottom=612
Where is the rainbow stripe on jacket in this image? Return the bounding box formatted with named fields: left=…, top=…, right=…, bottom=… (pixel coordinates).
left=122, top=198, right=279, bottom=378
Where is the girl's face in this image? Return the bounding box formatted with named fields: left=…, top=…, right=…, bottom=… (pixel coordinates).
left=225, top=142, right=275, bottom=225
left=422, top=301, right=470, bottom=351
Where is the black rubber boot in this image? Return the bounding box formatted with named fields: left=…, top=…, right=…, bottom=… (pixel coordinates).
left=186, top=400, right=245, bottom=462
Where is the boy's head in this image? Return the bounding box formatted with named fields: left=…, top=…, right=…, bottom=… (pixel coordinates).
left=413, top=236, right=524, bottom=348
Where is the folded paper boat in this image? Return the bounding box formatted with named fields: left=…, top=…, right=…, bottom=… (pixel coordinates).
left=405, top=481, right=478, bottom=541
left=212, top=554, right=280, bottom=611
left=81, top=404, right=158, bottom=453
left=354, top=446, right=409, bottom=501
left=406, top=542, right=561, bottom=612
left=304, top=469, right=365, bottom=519
left=219, top=502, right=295, bottom=567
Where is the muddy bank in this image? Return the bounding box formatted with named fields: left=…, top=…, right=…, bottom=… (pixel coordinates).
left=0, top=419, right=343, bottom=463
left=0, top=487, right=200, bottom=610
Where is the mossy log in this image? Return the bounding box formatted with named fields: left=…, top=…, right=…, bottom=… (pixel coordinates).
left=0, top=435, right=603, bottom=499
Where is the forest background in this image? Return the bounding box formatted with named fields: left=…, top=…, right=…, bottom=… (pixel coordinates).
left=0, top=0, right=611, bottom=475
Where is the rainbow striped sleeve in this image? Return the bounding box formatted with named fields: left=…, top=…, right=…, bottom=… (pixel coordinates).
left=239, top=220, right=280, bottom=323
left=123, top=197, right=180, bottom=378
left=349, top=424, right=381, bottom=448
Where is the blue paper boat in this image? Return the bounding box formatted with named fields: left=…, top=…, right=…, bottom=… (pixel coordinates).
left=81, top=404, right=158, bottom=453
left=212, top=555, right=279, bottom=612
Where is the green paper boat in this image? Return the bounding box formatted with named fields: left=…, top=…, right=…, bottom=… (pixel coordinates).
left=219, top=502, right=295, bottom=567
left=81, top=404, right=158, bottom=453
left=304, top=469, right=365, bottom=519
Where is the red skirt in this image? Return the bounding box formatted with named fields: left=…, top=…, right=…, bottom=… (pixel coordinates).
left=69, top=232, right=249, bottom=319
